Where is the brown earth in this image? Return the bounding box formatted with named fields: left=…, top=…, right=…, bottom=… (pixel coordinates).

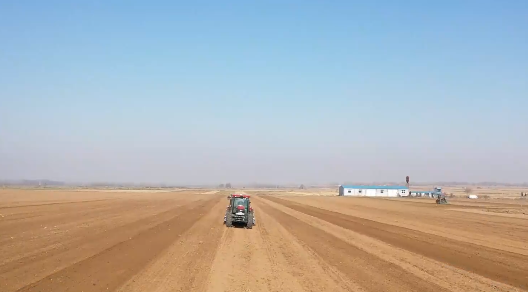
left=0, top=189, right=527, bottom=292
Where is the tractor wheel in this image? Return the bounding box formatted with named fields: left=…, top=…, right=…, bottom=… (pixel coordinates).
left=225, top=213, right=233, bottom=227
left=246, top=213, right=254, bottom=229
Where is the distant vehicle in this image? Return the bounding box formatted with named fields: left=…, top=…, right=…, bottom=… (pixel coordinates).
left=224, top=194, right=255, bottom=229
left=436, top=193, right=448, bottom=204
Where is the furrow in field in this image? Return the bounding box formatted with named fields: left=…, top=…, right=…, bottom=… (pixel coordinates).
left=0, top=198, right=194, bottom=290
left=254, top=201, right=365, bottom=292
left=256, top=197, right=448, bottom=292
left=204, top=219, right=295, bottom=292
left=13, top=196, right=221, bottom=292
left=205, top=198, right=351, bottom=292
left=279, top=196, right=528, bottom=253
left=0, top=199, right=181, bottom=257
left=263, top=196, right=528, bottom=291
left=259, top=196, right=522, bottom=292
left=0, top=199, right=115, bottom=210
left=116, top=198, right=226, bottom=292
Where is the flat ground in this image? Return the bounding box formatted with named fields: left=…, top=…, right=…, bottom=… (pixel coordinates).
left=1, top=189, right=527, bottom=292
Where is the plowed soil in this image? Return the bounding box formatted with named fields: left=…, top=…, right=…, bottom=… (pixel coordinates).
left=1, top=189, right=527, bottom=292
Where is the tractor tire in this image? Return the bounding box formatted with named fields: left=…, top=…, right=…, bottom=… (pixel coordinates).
left=225, top=213, right=233, bottom=227
left=246, top=213, right=254, bottom=229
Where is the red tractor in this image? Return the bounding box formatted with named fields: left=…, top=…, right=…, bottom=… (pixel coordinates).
left=223, top=194, right=255, bottom=229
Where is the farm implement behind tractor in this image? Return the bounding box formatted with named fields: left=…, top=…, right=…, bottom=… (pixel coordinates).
left=224, top=194, right=255, bottom=229
left=436, top=193, right=448, bottom=204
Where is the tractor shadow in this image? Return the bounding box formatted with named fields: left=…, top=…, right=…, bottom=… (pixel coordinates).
left=231, top=222, right=249, bottom=229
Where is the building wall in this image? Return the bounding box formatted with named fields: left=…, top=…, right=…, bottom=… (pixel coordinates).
left=341, top=188, right=362, bottom=196
left=341, top=187, right=407, bottom=197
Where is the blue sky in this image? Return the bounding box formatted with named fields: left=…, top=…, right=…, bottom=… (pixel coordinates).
left=1, top=0, right=527, bottom=184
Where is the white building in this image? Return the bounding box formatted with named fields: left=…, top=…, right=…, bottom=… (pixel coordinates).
left=338, top=185, right=409, bottom=197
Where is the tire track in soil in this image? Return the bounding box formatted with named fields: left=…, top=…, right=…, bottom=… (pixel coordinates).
left=257, top=198, right=449, bottom=292
left=205, top=203, right=309, bottom=292
left=254, top=200, right=365, bottom=292
left=0, top=199, right=115, bottom=210
left=0, top=199, right=170, bottom=248
left=14, top=196, right=221, bottom=292
left=260, top=196, right=521, bottom=292
left=116, top=198, right=227, bottom=292
left=264, top=196, right=528, bottom=290
left=205, top=227, right=270, bottom=292
left=0, top=198, right=193, bottom=289
left=295, top=196, right=528, bottom=250
left=0, top=201, right=121, bottom=238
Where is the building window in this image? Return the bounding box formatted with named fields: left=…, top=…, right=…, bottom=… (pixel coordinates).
left=348, top=190, right=351, bottom=193
left=380, top=190, right=384, bottom=193
left=401, top=190, right=406, bottom=193
left=358, top=190, right=362, bottom=193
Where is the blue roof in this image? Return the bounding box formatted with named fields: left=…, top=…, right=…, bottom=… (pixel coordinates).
left=340, top=185, right=408, bottom=190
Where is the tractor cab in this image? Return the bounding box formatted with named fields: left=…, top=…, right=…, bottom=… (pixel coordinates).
left=231, top=195, right=249, bottom=210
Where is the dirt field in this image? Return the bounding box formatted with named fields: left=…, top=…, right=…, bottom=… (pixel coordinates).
left=1, top=189, right=527, bottom=292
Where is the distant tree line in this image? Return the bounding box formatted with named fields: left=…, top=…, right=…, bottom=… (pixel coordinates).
left=218, top=183, right=232, bottom=189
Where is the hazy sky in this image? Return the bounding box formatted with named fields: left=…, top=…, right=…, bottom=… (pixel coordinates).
left=1, top=1, right=527, bottom=184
